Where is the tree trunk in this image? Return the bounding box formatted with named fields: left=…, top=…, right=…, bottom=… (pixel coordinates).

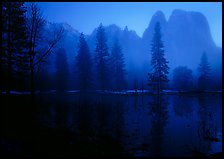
left=30, top=66, right=35, bottom=95
left=6, top=48, right=11, bottom=95
left=6, top=11, right=11, bottom=95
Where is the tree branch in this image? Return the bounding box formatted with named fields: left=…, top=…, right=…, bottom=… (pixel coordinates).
left=33, top=26, right=64, bottom=67
left=33, top=41, right=56, bottom=67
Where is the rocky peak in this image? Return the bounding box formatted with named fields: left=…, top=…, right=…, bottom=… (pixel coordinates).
left=142, top=10, right=167, bottom=41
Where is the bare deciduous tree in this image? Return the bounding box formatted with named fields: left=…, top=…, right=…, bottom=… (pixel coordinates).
left=26, top=3, right=64, bottom=94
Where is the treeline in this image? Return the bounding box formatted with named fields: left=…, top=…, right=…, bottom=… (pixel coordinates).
left=1, top=2, right=126, bottom=94
left=1, top=2, right=214, bottom=94
left=55, top=24, right=126, bottom=92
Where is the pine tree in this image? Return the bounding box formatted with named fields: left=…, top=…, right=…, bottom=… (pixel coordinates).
left=111, top=38, right=126, bottom=90
left=76, top=33, right=92, bottom=91
left=148, top=22, right=169, bottom=94
left=55, top=47, right=69, bottom=91
left=198, top=52, right=211, bottom=91
left=2, top=2, right=29, bottom=94
left=94, top=23, right=110, bottom=90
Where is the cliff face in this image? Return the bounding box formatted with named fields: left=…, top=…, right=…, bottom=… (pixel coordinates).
left=165, top=9, right=219, bottom=69
left=142, top=9, right=221, bottom=69
left=141, top=10, right=221, bottom=89
left=142, top=10, right=167, bottom=47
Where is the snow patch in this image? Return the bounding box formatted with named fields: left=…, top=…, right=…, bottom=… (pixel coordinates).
left=162, top=90, right=179, bottom=93
left=66, top=90, right=80, bottom=93
left=2, top=91, right=30, bottom=95
left=94, top=90, right=153, bottom=94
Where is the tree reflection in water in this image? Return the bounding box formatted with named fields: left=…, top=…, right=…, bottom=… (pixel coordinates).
left=173, top=95, right=194, bottom=117
left=195, top=95, right=219, bottom=156
left=2, top=93, right=221, bottom=157
left=148, top=94, right=169, bottom=157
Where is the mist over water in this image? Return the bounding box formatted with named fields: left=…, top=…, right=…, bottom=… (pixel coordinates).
left=1, top=2, right=222, bottom=158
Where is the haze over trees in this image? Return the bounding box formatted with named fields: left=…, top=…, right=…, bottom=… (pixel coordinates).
left=94, top=23, right=111, bottom=91
left=26, top=3, right=64, bottom=94
left=55, top=48, right=69, bottom=91
left=198, top=52, right=211, bottom=91
left=110, top=38, right=126, bottom=90
left=0, top=3, right=222, bottom=94
left=172, top=66, right=194, bottom=91
left=1, top=3, right=222, bottom=158
left=76, top=33, right=92, bottom=91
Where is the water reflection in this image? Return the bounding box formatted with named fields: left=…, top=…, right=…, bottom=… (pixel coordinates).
left=37, top=93, right=128, bottom=156
left=20, top=93, right=221, bottom=157
left=121, top=95, right=151, bottom=156
left=195, top=95, right=220, bottom=156
left=36, top=94, right=221, bottom=156
left=173, top=96, right=194, bottom=117
left=148, top=95, right=169, bottom=157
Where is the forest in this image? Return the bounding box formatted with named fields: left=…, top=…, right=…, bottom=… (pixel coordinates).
left=1, top=2, right=222, bottom=95
left=1, top=2, right=222, bottom=158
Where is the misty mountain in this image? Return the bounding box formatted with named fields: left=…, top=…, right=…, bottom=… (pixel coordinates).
left=142, top=10, right=167, bottom=48
left=44, top=9, right=221, bottom=89
left=142, top=10, right=221, bottom=77
left=165, top=9, right=221, bottom=71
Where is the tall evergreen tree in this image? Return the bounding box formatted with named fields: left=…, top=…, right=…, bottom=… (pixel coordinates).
left=111, top=38, right=126, bottom=90
left=94, top=23, right=110, bottom=90
left=198, top=52, right=211, bottom=90
left=76, top=33, right=92, bottom=91
left=148, top=22, right=169, bottom=93
left=2, top=2, right=29, bottom=94
left=55, top=47, right=69, bottom=91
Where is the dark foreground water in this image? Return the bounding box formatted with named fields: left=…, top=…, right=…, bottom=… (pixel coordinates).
left=1, top=93, right=222, bottom=157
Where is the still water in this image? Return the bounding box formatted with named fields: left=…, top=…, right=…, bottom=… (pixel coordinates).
left=1, top=93, right=222, bottom=157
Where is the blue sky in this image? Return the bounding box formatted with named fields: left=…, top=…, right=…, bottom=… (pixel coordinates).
left=37, top=2, right=222, bottom=47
